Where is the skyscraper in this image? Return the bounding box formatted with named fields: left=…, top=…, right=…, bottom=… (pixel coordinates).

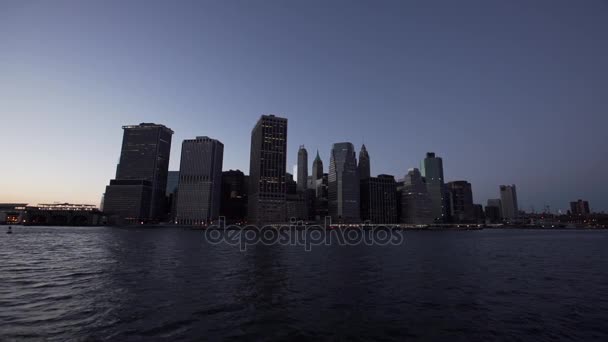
left=486, top=198, right=502, bottom=223
left=103, top=123, right=173, bottom=224
left=499, top=184, right=519, bottom=220
left=248, top=115, right=288, bottom=224
left=328, top=142, right=360, bottom=223
left=175, top=136, right=223, bottom=225
left=447, top=181, right=475, bottom=223
left=360, top=174, right=398, bottom=224
left=570, top=199, right=590, bottom=216
left=399, top=168, right=433, bottom=224
left=358, top=144, right=370, bottom=180
left=297, top=145, right=308, bottom=191
left=220, top=170, right=248, bottom=223
left=421, top=152, right=447, bottom=223
left=312, top=150, right=323, bottom=182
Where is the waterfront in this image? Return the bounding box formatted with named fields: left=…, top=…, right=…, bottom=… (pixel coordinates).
left=1, top=226, right=607, bottom=341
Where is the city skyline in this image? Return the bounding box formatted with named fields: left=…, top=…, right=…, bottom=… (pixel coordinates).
left=2, top=1, right=607, bottom=212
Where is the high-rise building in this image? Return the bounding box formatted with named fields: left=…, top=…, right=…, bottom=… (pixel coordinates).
left=358, top=144, right=370, bottom=180
left=248, top=115, right=288, bottom=224
left=486, top=198, right=502, bottom=223
left=421, top=152, right=447, bottom=223
left=360, top=174, right=398, bottom=224
left=314, top=173, right=329, bottom=220
left=447, top=181, right=475, bottom=223
left=312, top=150, right=323, bottom=182
left=175, top=137, right=223, bottom=225
left=103, top=123, right=173, bottom=224
left=328, top=142, right=360, bottom=223
left=570, top=199, right=590, bottom=216
left=166, top=171, right=179, bottom=220
left=500, top=185, right=519, bottom=220
left=220, top=170, right=248, bottom=223
left=297, top=145, right=308, bottom=191
left=399, top=168, right=433, bottom=224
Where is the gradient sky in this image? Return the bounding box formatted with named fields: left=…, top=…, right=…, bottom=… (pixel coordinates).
left=1, top=0, right=607, bottom=212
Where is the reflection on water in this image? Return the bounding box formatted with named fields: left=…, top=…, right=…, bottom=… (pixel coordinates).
left=1, top=226, right=608, bottom=341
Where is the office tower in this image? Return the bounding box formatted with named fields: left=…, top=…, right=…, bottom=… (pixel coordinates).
left=314, top=173, right=329, bottom=220
left=297, top=145, right=308, bottom=191
left=220, top=170, right=248, bottom=223
left=312, top=150, right=323, bottom=182
left=248, top=115, right=288, bottom=224
left=399, top=168, right=433, bottom=224
left=103, top=123, right=173, bottom=224
left=175, top=137, right=223, bottom=225
left=570, top=199, right=590, bottom=216
left=499, top=184, right=519, bottom=220
left=360, top=174, right=398, bottom=224
left=328, top=142, right=360, bottom=223
left=358, top=144, right=370, bottom=180
left=421, top=152, right=447, bottom=223
left=473, top=204, right=485, bottom=224
left=447, top=181, right=475, bottom=223
left=286, top=173, right=297, bottom=194
left=486, top=198, right=502, bottom=223
left=166, top=171, right=179, bottom=220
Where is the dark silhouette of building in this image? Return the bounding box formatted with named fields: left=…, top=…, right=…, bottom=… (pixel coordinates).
left=399, top=168, right=433, bottom=224
left=328, top=142, right=360, bottom=223
left=485, top=199, right=502, bottom=223
left=166, top=171, right=179, bottom=221
left=500, top=184, right=519, bottom=220
left=103, top=123, right=173, bottom=224
left=175, top=136, right=223, bottom=225
left=473, top=204, right=485, bottom=224
left=447, top=181, right=475, bottom=223
left=421, top=152, right=447, bottom=223
left=570, top=199, right=590, bottom=216
left=248, top=115, right=288, bottom=224
left=220, top=170, right=248, bottom=223
left=312, top=150, right=323, bottom=182
left=297, top=145, right=308, bottom=191
left=360, top=174, right=398, bottom=224
left=358, top=144, right=370, bottom=180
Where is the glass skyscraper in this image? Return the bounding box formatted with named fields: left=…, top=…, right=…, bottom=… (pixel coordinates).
left=328, top=142, right=360, bottom=223
left=421, top=152, right=447, bottom=223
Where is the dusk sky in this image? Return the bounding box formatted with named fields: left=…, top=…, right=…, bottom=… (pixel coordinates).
left=1, top=0, right=607, bottom=212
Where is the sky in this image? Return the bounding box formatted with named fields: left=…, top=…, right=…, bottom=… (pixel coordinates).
left=1, top=0, right=607, bottom=213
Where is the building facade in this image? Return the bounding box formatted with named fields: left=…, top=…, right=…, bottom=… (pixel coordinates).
left=447, top=181, right=475, bottom=223
left=220, top=170, right=248, bottom=223
left=360, top=174, right=398, bottom=224
left=328, top=142, right=360, bottom=223
left=399, top=168, right=433, bottom=224
left=103, top=123, right=173, bottom=224
left=358, top=144, right=370, bottom=180
left=499, top=184, right=519, bottom=220
left=175, top=137, right=224, bottom=225
left=312, top=150, right=323, bottom=182
left=297, top=145, right=308, bottom=191
left=570, top=199, right=590, bottom=216
left=420, top=152, right=447, bottom=223
left=248, top=115, right=288, bottom=224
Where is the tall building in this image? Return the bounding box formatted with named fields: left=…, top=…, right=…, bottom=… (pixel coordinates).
left=358, top=144, right=370, bottom=180
left=103, top=123, right=173, bottom=224
left=166, top=171, right=179, bottom=220
left=312, top=150, right=323, bottom=182
left=447, top=181, right=475, bottom=223
left=314, top=173, right=329, bottom=220
left=486, top=198, right=502, bottom=223
left=220, top=170, right=248, bottom=223
left=248, top=115, right=288, bottom=224
left=328, top=142, right=360, bottom=223
left=399, top=168, right=433, bottom=224
left=297, top=145, right=308, bottom=191
left=421, top=152, right=447, bottom=223
left=175, top=137, right=224, bottom=225
left=360, top=174, right=398, bottom=224
left=570, top=199, right=590, bottom=216
left=500, top=185, right=519, bottom=220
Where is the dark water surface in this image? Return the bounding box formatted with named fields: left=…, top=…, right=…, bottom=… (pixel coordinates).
left=1, top=226, right=607, bottom=341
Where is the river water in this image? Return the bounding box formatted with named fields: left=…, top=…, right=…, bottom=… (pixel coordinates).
left=1, top=226, right=607, bottom=341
